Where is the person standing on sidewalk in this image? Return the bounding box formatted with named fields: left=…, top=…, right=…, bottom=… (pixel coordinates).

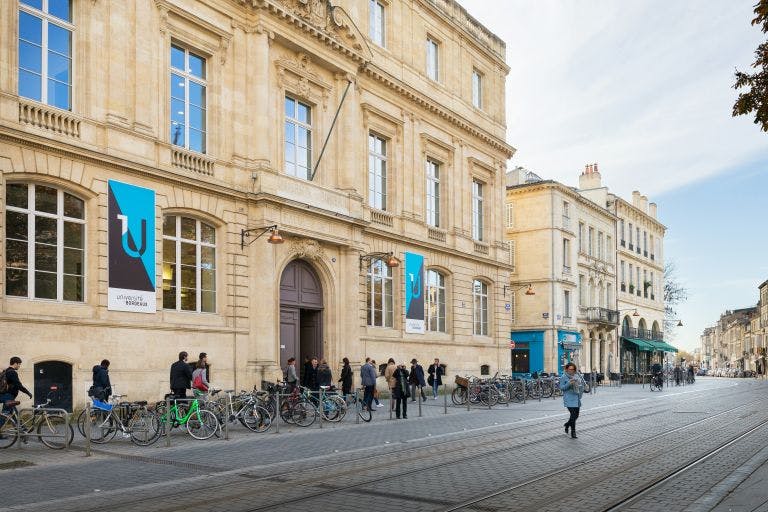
left=409, top=358, right=426, bottom=402
left=384, top=358, right=397, bottom=411
left=285, top=357, right=298, bottom=392
left=91, top=359, right=112, bottom=401
left=317, top=358, right=332, bottom=388
left=370, top=359, right=382, bottom=407
left=360, top=357, right=377, bottom=411
left=339, top=357, right=353, bottom=397
left=560, top=362, right=584, bottom=439
left=393, top=362, right=410, bottom=419
left=1, top=356, right=32, bottom=416
left=427, top=358, right=443, bottom=399
left=170, top=351, right=193, bottom=399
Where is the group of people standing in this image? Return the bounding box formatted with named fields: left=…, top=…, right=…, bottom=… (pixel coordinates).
left=169, top=351, right=212, bottom=398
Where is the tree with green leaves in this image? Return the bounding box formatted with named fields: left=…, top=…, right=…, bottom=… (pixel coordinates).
left=732, top=0, right=768, bottom=131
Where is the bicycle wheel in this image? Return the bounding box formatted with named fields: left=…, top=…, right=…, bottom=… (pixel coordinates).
left=357, top=405, right=372, bottom=423
left=241, top=404, right=272, bottom=433
left=185, top=409, right=218, bottom=440
left=328, top=395, right=347, bottom=422
left=291, top=401, right=317, bottom=427
left=451, top=387, right=467, bottom=405
left=0, top=413, right=19, bottom=448
left=81, top=409, right=116, bottom=443
left=38, top=413, right=73, bottom=449
left=540, top=382, right=553, bottom=399
left=280, top=400, right=295, bottom=424
left=320, top=397, right=342, bottom=422
left=129, top=410, right=161, bottom=446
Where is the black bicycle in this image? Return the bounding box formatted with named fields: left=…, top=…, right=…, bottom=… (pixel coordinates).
left=650, top=372, right=664, bottom=391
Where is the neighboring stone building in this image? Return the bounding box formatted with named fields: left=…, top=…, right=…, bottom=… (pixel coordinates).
left=596, top=174, right=671, bottom=374
left=0, top=0, right=513, bottom=409
left=504, top=166, right=618, bottom=375
left=700, top=326, right=715, bottom=369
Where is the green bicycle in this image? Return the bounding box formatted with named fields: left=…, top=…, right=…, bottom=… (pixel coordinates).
left=155, top=396, right=218, bottom=440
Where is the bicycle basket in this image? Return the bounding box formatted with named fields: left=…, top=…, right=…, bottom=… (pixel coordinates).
left=92, top=399, right=113, bottom=411
left=455, top=375, right=469, bottom=388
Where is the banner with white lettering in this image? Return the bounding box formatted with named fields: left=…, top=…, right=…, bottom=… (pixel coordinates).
left=405, top=252, right=425, bottom=334
left=108, top=180, right=156, bottom=313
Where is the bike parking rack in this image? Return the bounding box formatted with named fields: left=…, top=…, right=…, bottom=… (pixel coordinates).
left=13, top=406, right=71, bottom=450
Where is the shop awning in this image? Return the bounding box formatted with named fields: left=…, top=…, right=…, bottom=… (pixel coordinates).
left=650, top=340, right=679, bottom=353
left=623, top=338, right=655, bottom=352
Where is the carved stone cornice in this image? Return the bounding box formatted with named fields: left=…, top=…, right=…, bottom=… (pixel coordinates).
left=288, top=237, right=326, bottom=260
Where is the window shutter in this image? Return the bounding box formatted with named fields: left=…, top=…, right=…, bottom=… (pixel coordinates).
left=509, top=240, right=516, bottom=272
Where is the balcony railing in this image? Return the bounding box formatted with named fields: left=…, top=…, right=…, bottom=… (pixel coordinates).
left=585, top=307, right=619, bottom=326
left=622, top=327, right=664, bottom=341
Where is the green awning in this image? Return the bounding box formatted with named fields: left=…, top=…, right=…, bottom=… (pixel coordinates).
left=623, top=338, right=655, bottom=352
left=651, top=340, right=679, bottom=353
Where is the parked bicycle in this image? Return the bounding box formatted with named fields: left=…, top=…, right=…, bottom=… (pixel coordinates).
left=0, top=397, right=73, bottom=449
left=77, top=394, right=160, bottom=446
left=154, top=395, right=219, bottom=440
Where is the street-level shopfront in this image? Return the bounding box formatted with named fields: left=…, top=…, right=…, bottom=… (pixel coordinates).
left=510, top=331, right=544, bottom=377
left=557, top=330, right=582, bottom=371
left=621, top=338, right=678, bottom=374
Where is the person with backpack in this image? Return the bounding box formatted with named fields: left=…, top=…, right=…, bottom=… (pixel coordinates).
left=91, top=359, right=112, bottom=401
left=1, top=356, right=32, bottom=416
left=191, top=353, right=210, bottom=396
left=169, top=351, right=193, bottom=399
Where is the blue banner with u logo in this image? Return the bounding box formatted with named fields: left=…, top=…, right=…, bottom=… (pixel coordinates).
left=108, top=180, right=156, bottom=313
left=405, top=252, right=425, bottom=334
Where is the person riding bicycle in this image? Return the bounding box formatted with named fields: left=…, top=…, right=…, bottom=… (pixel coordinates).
left=1, top=356, right=33, bottom=419
left=650, top=363, right=664, bottom=387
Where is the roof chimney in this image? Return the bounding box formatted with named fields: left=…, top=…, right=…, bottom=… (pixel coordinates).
left=579, top=162, right=602, bottom=190
left=632, top=191, right=641, bottom=208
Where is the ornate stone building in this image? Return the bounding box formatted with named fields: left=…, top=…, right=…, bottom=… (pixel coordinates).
left=0, top=0, right=513, bottom=408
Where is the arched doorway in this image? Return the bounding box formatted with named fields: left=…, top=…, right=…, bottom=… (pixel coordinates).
left=279, top=260, right=324, bottom=379
left=34, top=360, right=72, bottom=412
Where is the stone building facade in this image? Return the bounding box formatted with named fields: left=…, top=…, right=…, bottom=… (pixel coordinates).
left=0, top=0, right=513, bottom=408
left=504, top=167, right=618, bottom=375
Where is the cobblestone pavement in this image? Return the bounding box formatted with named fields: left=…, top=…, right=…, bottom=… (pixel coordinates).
left=1, top=378, right=766, bottom=512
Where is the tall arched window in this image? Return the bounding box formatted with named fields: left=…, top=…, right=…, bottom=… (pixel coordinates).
left=426, top=269, right=446, bottom=332
left=5, top=183, right=85, bottom=301
left=472, top=279, right=488, bottom=336
left=367, top=259, right=393, bottom=327
left=162, top=215, right=216, bottom=312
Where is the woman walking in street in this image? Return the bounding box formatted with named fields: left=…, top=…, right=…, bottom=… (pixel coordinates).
left=560, top=362, right=584, bottom=439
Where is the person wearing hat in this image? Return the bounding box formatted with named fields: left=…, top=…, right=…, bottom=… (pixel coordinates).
left=409, top=358, right=427, bottom=402
left=392, top=362, right=410, bottom=419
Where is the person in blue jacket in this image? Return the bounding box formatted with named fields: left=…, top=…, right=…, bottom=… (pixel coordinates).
left=560, top=362, right=585, bottom=439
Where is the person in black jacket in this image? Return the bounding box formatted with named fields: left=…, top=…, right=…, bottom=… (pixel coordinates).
left=393, top=363, right=410, bottom=419
left=1, top=356, right=32, bottom=415
left=91, top=359, right=112, bottom=400
left=339, top=357, right=353, bottom=397
left=169, top=351, right=193, bottom=399
left=409, top=358, right=427, bottom=402
left=305, top=357, right=319, bottom=392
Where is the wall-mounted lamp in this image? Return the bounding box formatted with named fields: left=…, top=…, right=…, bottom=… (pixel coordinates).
left=503, top=283, right=535, bottom=297
left=619, top=308, right=640, bottom=317
left=359, top=251, right=400, bottom=271
left=240, top=224, right=284, bottom=249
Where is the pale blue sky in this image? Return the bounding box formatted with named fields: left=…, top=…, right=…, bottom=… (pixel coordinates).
left=460, top=0, right=768, bottom=351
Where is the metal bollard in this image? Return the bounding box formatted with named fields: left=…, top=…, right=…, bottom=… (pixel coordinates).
left=65, top=412, right=70, bottom=451
left=275, top=392, right=280, bottom=434
left=354, top=390, right=359, bottom=425
left=418, top=389, right=422, bottom=417
left=85, top=402, right=91, bottom=457
left=165, top=396, right=171, bottom=448
left=223, top=400, right=229, bottom=441
left=467, top=385, right=471, bottom=412
left=443, top=384, right=447, bottom=414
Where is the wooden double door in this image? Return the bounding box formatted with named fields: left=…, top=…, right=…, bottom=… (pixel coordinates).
left=279, top=260, right=324, bottom=378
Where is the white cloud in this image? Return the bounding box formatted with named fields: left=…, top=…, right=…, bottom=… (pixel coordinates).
left=459, top=0, right=768, bottom=197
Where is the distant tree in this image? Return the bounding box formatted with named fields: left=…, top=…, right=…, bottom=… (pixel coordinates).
left=732, top=0, right=768, bottom=131
left=664, top=261, right=688, bottom=336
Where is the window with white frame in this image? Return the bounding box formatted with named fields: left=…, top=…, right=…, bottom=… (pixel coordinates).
left=562, top=237, right=570, bottom=271
left=621, top=260, right=625, bottom=286
left=606, top=235, right=612, bottom=263
left=562, top=201, right=570, bottom=229
left=505, top=202, right=514, bottom=228
left=472, top=180, right=484, bottom=241
left=650, top=234, right=655, bottom=258
left=629, top=263, right=633, bottom=289
left=628, top=222, right=633, bottom=245
left=369, top=0, right=385, bottom=47
left=426, top=37, right=439, bottom=81
left=367, top=259, right=393, bottom=327
left=426, top=159, right=440, bottom=227
left=472, top=279, right=488, bottom=336
left=170, top=44, right=207, bottom=153
left=472, top=69, right=482, bottom=108
left=426, top=269, right=446, bottom=332
left=606, top=283, right=613, bottom=307
left=636, top=267, right=641, bottom=292
left=284, top=96, right=312, bottom=179
left=643, top=230, right=648, bottom=254
left=5, top=183, right=85, bottom=301
left=578, top=222, right=585, bottom=252
left=650, top=271, right=655, bottom=299
left=564, top=290, right=571, bottom=319
left=162, top=215, right=216, bottom=313
left=588, top=227, right=594, bottom=256
left=619, top=219, right=625, bottom=244
left=18, top=0, right=73, bottom=110
left=368, top=133, right=387, bottom=210
left=579, top=274, right=586, bottom=306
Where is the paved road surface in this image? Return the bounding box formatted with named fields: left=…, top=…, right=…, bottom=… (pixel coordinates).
left=2, top=378, right=767, bottom=512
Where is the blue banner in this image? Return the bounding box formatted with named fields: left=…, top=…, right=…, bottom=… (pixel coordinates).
left=405, top=252, right=425, bottom=334
left=108, top=180, right=156, bottom=313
